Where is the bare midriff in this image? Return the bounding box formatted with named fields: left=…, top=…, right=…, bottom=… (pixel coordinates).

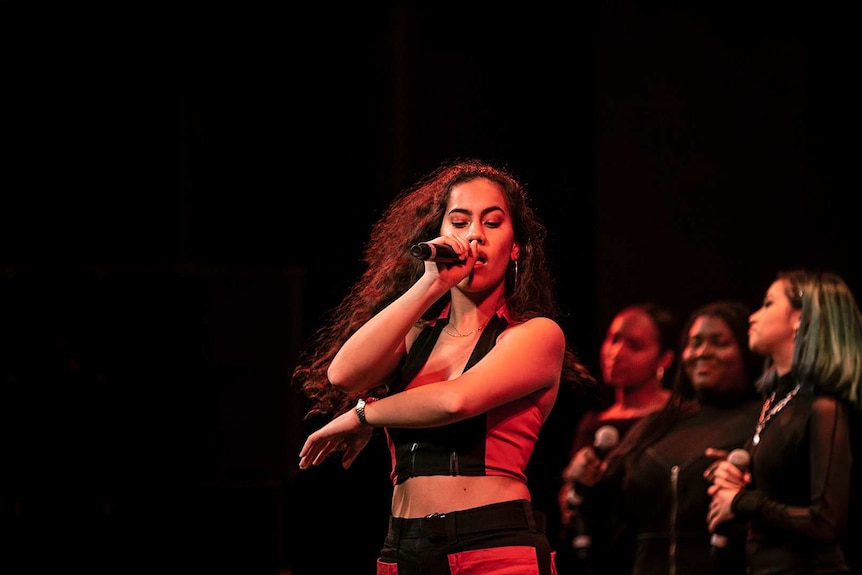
left=391, top=475, right=530, bottom=518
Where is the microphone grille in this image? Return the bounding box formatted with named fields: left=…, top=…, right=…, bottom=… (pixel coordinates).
left=594, top=425, right=620, bottom=450
left=727, top=448, right=751, bottom=469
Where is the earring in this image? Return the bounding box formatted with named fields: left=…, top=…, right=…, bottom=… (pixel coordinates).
left=656, top=366, right=664, bottom=382
left=513, top=259, right=519, bottom=288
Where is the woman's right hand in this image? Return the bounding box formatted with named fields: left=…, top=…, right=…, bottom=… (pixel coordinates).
left=562, top=446, right=604, bottom=486
left=420, top=235, right=478, bottom=286
left=298, top=408, right=374, bottom=471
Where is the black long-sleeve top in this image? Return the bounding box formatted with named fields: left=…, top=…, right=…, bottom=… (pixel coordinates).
left=581, top=395, right=762, bottom=575
left=731, top=374, right=852, bottom=574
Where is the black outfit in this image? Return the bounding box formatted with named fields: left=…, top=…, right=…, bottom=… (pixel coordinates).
left=732, top=375, right=852, bottom=574
left=578, top=395, right=762, bottom=575
left=555, top=411, right=647, bottom=574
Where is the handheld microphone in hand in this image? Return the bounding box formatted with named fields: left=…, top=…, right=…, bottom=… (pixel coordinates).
left=593, top=425, right=620, bottom=460
left=565, top=424, right=619, bottom=510
left=410, top=242, right=461, bottom=262
left=710, top=448, right=751, bottom=551
left=569, top=425, right=620, bottom=559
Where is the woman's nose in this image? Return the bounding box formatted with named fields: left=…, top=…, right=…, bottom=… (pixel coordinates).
left=465, top=228, right=485, bottom=244
left=693, top=343, right=711, bottom=357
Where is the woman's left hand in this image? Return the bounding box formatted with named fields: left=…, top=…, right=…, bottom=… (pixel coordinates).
left=298, top=408, right=374, bottom=470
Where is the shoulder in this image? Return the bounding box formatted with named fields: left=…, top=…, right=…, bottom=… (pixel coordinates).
left=811, top=393, right=842, bottom=410
left=806, top=394, right=854, bottom=438
left=505, top=316, right=564, bottom=336
left=811, top=394, right=850, bottom=419
left=807, top=394, right=854, bottom=448
left=499, top=316, right=565, bottom=346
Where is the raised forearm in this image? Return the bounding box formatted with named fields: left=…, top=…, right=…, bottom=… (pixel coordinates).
left=327, top=274, right=448, bottom=393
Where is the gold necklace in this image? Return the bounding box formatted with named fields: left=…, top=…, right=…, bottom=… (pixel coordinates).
left=752, top=384, right=801, bottom=445
left=443, top=323, right=484, bottom=338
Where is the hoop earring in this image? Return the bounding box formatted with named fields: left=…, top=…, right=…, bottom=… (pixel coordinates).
left=513, top=259, right=519, bottom=288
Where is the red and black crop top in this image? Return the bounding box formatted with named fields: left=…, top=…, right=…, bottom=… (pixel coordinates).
left=384, top=312, right=544, bottom=486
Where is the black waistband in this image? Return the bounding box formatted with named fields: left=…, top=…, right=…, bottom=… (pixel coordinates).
left=388, top=499, right=545, bottom=540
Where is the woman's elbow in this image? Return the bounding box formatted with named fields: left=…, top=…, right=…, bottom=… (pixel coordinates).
left=326, top=365, right=353, bottom=393
left=327, top=363, right=387, bottom=394
left=437, top=389, right=474, bottom=419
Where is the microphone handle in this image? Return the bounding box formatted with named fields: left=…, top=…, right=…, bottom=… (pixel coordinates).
left=410, top=243, right=461, bottom=262
left=593, top=446, right=612, bottom=460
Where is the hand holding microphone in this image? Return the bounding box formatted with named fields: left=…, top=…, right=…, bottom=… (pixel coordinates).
left=592, top=424, right=620, bottom=460
left=706, top=447, right=751, bottom=490
left=410, top=231, right=489, bottom=262
left=410, top=242, right=463, bottom=262
left=564, top=425, right=619, bottom=561
left=409, top=238, right=482, bottom=290
left=708, top=448, right=750, bottom=552
left=563, top=425, right=620, bottom=486
left=566, top=425, right=619, bottom=508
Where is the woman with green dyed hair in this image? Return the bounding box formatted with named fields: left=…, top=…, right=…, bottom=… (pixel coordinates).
left=707, top=270, right=862, bottom=574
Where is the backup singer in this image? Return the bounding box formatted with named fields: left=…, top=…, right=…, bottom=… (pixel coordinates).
left=707, top=270, right=862, bottom=574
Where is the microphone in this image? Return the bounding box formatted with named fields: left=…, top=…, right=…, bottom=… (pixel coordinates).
left=710, top=448, right=751, bottom=552
left=410, top=242, right=461, bottom=262
left=568, top=425, right=620, bottom=560
left=563, top=424, right=619, bottom=503
left=593, top=425, right=620, bottom=460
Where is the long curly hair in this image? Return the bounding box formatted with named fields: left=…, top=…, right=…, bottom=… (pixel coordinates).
left=292, top=158, right=593, bottom=420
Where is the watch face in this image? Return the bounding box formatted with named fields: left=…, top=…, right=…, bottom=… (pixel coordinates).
left=356, top=399, right=368, bottom=426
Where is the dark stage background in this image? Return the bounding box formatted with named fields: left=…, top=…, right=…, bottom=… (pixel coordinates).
left=1, top=2, right=857, bottom=574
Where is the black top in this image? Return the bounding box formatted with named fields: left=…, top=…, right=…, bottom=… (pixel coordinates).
left=554, top=408, right=657, bottom=575
left=581, top=397, right=762, bottom=575
left=732, top=374, right=852, bottom=574
left=386, top=314, right=510, bottom=485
